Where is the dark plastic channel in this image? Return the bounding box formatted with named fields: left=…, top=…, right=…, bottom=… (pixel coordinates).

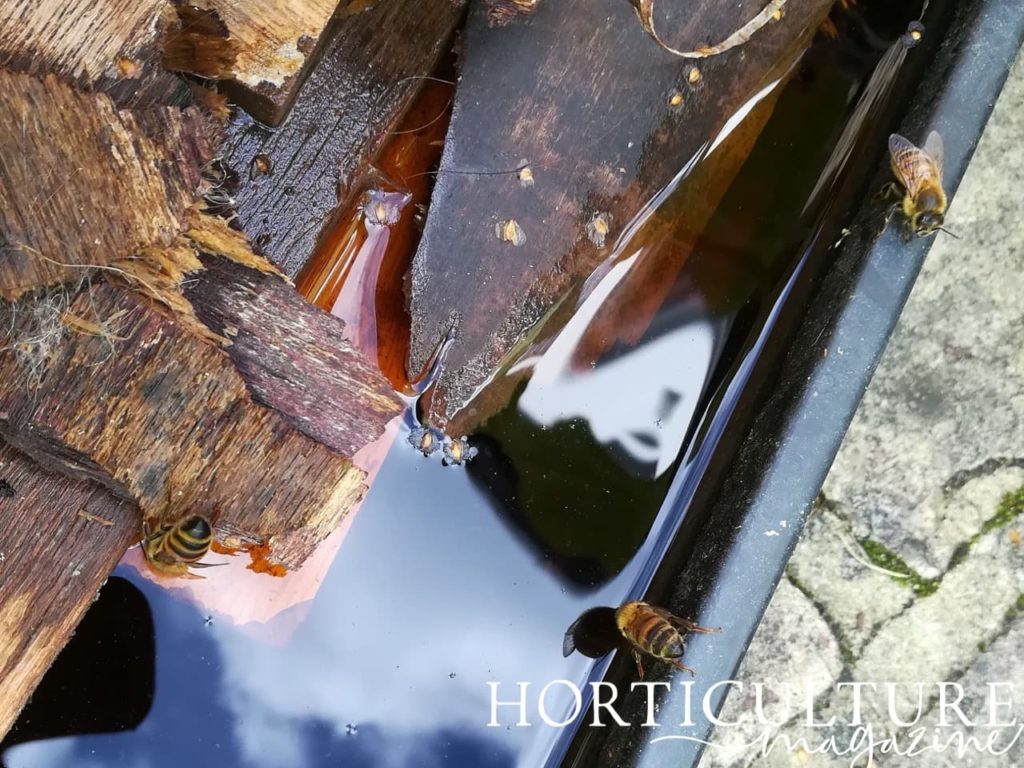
left=562, top=1, right=1024, bottom=766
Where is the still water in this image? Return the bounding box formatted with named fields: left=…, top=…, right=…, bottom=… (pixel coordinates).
left=1, top=2, right=923, bottom=766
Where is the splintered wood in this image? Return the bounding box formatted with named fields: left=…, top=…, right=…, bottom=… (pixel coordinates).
left=0, top=0, right=186, bottom=107
left=0, top=0, right=345, bottom=124
left=0, top=72, right=219, bottom=301
left=0, top=444, right=137, bottom=739
left=196, top=0, right=341, bottom=124
left=0, top=276, right=381, bottom=569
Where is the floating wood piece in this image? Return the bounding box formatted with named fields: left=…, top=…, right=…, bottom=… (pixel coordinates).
left=0, top=443, right=137, bottom=740
left=0, top=72, right=219, bottom=301
left=0, top=0, right=189, bottom=108
left=222, top=0, right=466, bottom=276
left=407, top=0, right=832, bottom=430
left=0, top=230, right=402, bottom=566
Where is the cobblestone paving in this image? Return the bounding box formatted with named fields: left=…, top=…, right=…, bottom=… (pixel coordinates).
left=698, top=50, right=1024, bottom=768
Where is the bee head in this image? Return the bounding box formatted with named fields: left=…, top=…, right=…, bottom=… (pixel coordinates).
left=914, top=211, right=944, bottom=235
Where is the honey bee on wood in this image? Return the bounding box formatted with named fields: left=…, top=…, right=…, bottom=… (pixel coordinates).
left=886, top=131, right=957, bottom=238
left=616, top=601, right=719, bottom=678
left=142, top=515, right=222, bottom=578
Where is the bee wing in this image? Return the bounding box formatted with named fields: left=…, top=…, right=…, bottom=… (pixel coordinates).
left=923, top=130, right=945, bottom=179
left=888, top=133, right=941, bottom=200
left=562, top=620, right=579, bottom=657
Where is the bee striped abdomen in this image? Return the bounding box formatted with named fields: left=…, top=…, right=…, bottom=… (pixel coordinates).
left=164, top=515, right=213, bottom=562
left=646, top=622, right=684, bottom=659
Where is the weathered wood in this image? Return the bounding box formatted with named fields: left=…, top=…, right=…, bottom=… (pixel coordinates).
left=185, top=248, right=403, bottom=457
left=0, top=72, right=219, bottom=301
left=0, top=0, right=353, bottom=125
left=0, top=0, right=189, bottom=109
left=222, top=0, right=466, bottom=276
left=0, top=443, right=137, bottom=740
left=0, top=216, right=402, bottom=566
left=196, top=0, right=343, bottom=126
left=406, top=0, right=833, bottom=429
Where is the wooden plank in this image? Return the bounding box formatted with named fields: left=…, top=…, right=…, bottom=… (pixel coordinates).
left=406, top=0, right=833, bottom=429
left=0, top=0, right=359, bottom=124
left=222, top=0, right=466, bottom=276
left=184, top=245, right=403, bottom=457
left=0, top=443, right=137, bottom=739
left=0, top=225, right=402, bottom=566
left=0, top=0, right=188, bottom=108
left=193, top=0, right=342, bottom=125
left=0, top=72, right=219, bottom=300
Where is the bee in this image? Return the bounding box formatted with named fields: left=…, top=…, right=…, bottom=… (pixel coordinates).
left=142, top=514, right=221, bottom=577
left=886, top=131, right=957, bottom=238
left=615, top=601, right=718, bottom=678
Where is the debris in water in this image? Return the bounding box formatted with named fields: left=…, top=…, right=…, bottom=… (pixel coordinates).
left=901, top=21, right=925, bottom=48
left=361, top=189, right=408, bottom=227
left=0, top=479, right=14, bottom=498
left=346, top=723, right=359, bottom=736
left=586, top=212, right=612, bottom=247
left=408, top=426, right=443, bottom=456
left=495, top=218, right=527, bottom=246
left=443, top=436, right=478, bottom=466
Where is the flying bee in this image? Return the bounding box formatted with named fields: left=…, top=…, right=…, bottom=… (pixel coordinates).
left=886, top=131, right=957, bottom=238
left=615, top=601, right=719, bottom=678
left=142, top=514, right=222, bottom=578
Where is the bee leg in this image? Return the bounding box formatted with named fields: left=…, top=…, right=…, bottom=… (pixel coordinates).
left=632, top=651, right=645, bottom=679
left=875, top=181, right=902, bottom=204
left=669, top=659, right=698, bottom=677
left=670, top=617, right=721, bottom=635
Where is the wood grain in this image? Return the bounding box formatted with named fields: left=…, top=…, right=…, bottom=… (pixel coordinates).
left=0, top=72, right=219, bottom=300
left=0, top=443, right=137, bottom=740
left=201, top=0, right=340, bottom=125
left=222, top=0, right=466, bottom=276
left=0, top=0, right=188, bottom=108
left=0, top=273, right=387, bottom=568
left=406, top=0, right=833, bottom=429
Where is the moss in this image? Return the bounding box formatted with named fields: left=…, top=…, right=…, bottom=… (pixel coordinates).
left=859, top=539, right=940, bottom=597
left=979, top=486, right=1024, bottom=536
left=978, top=641, right=988, bottom=653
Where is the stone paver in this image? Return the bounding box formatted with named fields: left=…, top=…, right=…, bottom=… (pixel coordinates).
left=698, top=47, right=1024, bottom=768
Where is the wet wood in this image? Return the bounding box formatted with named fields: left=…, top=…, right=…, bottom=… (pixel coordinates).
left=222, top=0, right=466, bottom=276
left=185, top=249, right=404, bottom=457
left=0, top=443, right=137, bottom=740
left=296, top=79, right=454, bottom=389
left=0, top=72, right=220, bottom=301
left=0, top=212, right=403, bottom=567
left=406, top=0, right=833, bottom=430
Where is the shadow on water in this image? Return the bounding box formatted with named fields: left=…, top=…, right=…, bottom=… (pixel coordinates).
left=1, top=2, right=926, bottom=767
